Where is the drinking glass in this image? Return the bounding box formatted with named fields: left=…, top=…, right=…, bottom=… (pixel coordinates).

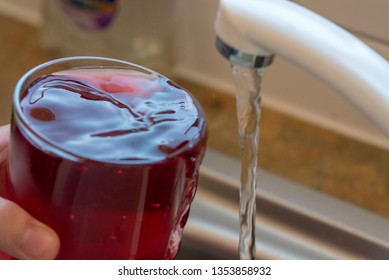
left=3, top=56, right=207, bottom=259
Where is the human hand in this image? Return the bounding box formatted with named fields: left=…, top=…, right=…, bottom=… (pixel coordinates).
left=0, top=124, right=60, bottom=260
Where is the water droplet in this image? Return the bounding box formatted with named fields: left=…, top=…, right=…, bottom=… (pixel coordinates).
left=117, top=169, right=123, bottom=175
left=70, top=214, right=75, bottom=221
left=152, top=203, right=161, bottom=208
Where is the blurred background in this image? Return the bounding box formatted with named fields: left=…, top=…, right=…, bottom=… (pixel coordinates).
left=1, top=0, right=389, bottom=221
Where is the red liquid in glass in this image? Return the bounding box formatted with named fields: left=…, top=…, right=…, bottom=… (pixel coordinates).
left=4, top=69, right=207, bottom=259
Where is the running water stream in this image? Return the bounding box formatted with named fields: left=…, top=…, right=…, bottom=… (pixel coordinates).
left=231, top=64, right=264, bottom=260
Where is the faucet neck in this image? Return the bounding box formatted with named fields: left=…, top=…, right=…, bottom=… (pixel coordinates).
left=215, top=0, right=389, bottom=137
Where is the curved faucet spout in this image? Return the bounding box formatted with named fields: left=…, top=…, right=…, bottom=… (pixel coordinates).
left=215, top=0, right=389, bottom=137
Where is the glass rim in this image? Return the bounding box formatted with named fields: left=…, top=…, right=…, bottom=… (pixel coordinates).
left=13, top=56, right=207, bottom=165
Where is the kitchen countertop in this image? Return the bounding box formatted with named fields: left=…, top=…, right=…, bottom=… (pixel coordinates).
left=1, top=14, right=389, bottom=219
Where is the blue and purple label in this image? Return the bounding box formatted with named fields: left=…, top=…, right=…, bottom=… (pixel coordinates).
left=59, top=0, right=120, bottom=31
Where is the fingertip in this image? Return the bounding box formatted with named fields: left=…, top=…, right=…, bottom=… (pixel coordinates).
left=0, top=124, right=10, bottom=164
left=0, top=197, right=60, bottom=260
left=19, top=221, right=60, bottom=260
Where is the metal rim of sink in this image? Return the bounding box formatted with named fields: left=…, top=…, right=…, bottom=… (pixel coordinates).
left=177, top=149, right=389, bottom=260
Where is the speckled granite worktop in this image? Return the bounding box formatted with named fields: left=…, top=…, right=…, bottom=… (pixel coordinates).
left=1, top=14, right=389, bottom=219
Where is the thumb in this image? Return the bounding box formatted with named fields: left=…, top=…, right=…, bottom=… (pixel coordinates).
left=0, top=197, right=60, bottom=259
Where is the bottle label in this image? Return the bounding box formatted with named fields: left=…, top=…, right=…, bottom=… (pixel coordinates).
left=59, top=0, right=119, bottom=31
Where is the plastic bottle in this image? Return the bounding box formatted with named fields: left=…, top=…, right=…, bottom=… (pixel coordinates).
left=41, top=0, right=174, bottom=76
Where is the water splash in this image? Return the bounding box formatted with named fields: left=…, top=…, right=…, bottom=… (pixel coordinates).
left=231, top=64, right=264, bottom=260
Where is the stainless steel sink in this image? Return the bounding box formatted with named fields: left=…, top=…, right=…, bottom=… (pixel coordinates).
left=176, top=149, right=389, bottom=259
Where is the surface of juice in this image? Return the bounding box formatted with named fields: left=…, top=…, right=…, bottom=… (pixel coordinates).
left=4, top=68, right=207, bottom=259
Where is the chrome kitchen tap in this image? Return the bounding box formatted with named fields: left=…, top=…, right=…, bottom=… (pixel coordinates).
left=215, top=0, right=389, bottom=136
